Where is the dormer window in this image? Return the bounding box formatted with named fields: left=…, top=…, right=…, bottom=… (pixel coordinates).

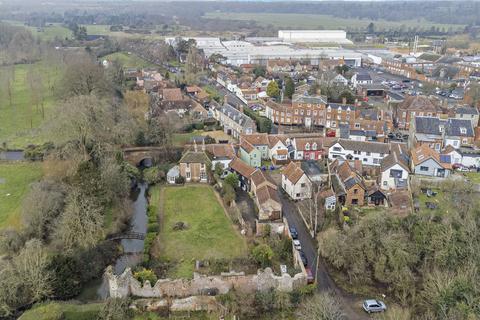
left=439, top=125, right=444, bottom=132
left=312, top=143, right=317, bottom=150
left=355, top=123, right=360, bottom=128
left=460, top=127, right=467, bottom=134
left=305, top=143, right=310, bottom=150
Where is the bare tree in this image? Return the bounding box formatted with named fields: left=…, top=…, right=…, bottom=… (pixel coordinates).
left=296, top=292, right=346, bottom=320
left=60, top=53, right=110, bottom=98
left=54, top=190, right=104, bottom=251
left=0, top=65, right=15, bottom=107
left=22, top=180, right=66, bottom=241
left=0, top=239, right=53, bottom=317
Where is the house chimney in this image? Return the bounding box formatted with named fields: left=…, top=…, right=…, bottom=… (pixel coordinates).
left=342, top=97, right=347, bottom=105
left=354, top=98, right=359, bottom=106
left=202, top=139, right=206, bottom=152
left=239, top=105, right=244, bottom=113
left=194, top=140, right=198, bottom=152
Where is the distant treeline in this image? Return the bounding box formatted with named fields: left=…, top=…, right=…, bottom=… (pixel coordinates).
left=1, top=1, right=479, bottom=35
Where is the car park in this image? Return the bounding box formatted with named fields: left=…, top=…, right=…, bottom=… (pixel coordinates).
left=363, top=299, right=387, bottom=313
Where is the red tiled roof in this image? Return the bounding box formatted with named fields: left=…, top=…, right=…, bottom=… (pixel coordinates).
left=229, top=157, right=256, bottom=178
left=241, top=133, right=269, bottom=146
left=282, top=162, right=305, bottom=184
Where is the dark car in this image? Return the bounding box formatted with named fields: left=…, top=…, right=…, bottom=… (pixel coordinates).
left=289, top=226, right=298, bottom=239
left=299, top=250, right=308, bottom=266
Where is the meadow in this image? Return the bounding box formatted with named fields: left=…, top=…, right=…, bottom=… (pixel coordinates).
left=0, top=162, right=43, bottom=229
left=204, top=12, right=465, bottom=32
left=101, top=51, right=154, bottom=68
left=0, top=62, right=62, bottom=149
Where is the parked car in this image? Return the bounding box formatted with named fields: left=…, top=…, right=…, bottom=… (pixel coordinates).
left=293, top=239, right=302, bottom=250
left=289, top=226, right=298, bottom=239
left=299, top=250, right=308, bottom=266
left=305, top=267, right=315, bottom=284
left=363, top=299, right=387, bottom=313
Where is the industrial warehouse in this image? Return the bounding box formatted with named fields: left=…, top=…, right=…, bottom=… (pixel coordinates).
left=165, top=30, right=362, bottom=67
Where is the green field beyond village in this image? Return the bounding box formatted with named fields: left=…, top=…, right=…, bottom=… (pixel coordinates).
left=0, top=162, right=43, bottom=229
left=204, top=12, right=465, bottom=31
left=159, top=185, right=248, bottom=278
left=0, top=62, right=62, bottom=149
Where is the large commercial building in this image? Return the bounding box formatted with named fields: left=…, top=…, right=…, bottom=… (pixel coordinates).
left=278, top=30, right=352, bottom=44
left=165, top=36, right=361, bottom=67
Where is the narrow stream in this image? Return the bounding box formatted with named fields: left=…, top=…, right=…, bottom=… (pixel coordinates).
left=113, top=182, right=148, bottom=274
left=0, top=151, right=24, bottom=161
left=97, top=182, right=148, bottom=299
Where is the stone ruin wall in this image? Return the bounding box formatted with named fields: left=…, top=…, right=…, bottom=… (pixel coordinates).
left=104, top=266, right=307, bottom=299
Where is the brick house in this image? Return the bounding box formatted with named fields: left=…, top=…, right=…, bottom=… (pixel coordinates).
left=330, top=160, right=367, bottom=206
left=394, top=96, right=443, bottom=130
left=178, top=145, right=211, bottom=183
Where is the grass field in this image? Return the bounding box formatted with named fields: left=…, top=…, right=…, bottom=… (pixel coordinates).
left=204, top=12, right=465, bottom=32
left=159, top=185, right=247, bottom=278
left=0, top=162, right=43, bottom=229
left=1, top=20, right=72, bottom=41
left=102, top=51, right=154, bottom=68
left=0, top=62, right=62, bottom=149
left=18, top=302, right=103, bottom=320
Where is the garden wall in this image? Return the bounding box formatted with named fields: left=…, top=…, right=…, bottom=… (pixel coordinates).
left=104, top=266, right=306, bottom=299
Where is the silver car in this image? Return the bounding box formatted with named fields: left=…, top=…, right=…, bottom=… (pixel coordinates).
left=363, top=299, right=387, bottom=313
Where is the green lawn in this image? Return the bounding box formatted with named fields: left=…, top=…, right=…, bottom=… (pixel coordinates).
left=172, top=131, right=200, bottom=147
left=204, top=12, right=464, bottom=32
left=0, top=62, right=62, bottom=149
left=19, top=302, right=103, bottom=320
left=415, top=188, right=453, bottom=215
left=463, top=172, right=480, bottom=184
left=0, top=162, right=43, bottom=229
left=101, top=51, right=154, bottom=69
left=159, top=185, right=248, bottom=278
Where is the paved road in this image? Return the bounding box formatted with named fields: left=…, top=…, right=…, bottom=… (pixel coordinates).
left=279, top=194, right=369, bottom=320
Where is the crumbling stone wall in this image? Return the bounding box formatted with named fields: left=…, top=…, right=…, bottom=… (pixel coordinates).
left=104, top=266, right=306, bottom=299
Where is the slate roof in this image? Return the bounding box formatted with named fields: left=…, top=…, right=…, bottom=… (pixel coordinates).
left=282, top=162, right=305, bottom=184
left=355, top=73, right=372, bottom=81
left=415, top=116, right=474, bottom=137
left=292, top=94, right=327, bottom=105
left=414, top=116, right=443, bottom=135
left=455, top=106, right=479, bottom=115
left=330, top=160, right=366, bottom=192
left=179, top=151, right=211, bottom=164
left=445, top=118, right=474, bottom=137
left=328, top=103, right=356, bottom=111
left=380, top=143, right=410, bottom=172
left=335, top=139, right=391, bottom=154
left=219, top=104, right=256, bottom=128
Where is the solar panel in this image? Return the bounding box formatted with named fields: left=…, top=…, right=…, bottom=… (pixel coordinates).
left=440, top=155, right=451, bottom=163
